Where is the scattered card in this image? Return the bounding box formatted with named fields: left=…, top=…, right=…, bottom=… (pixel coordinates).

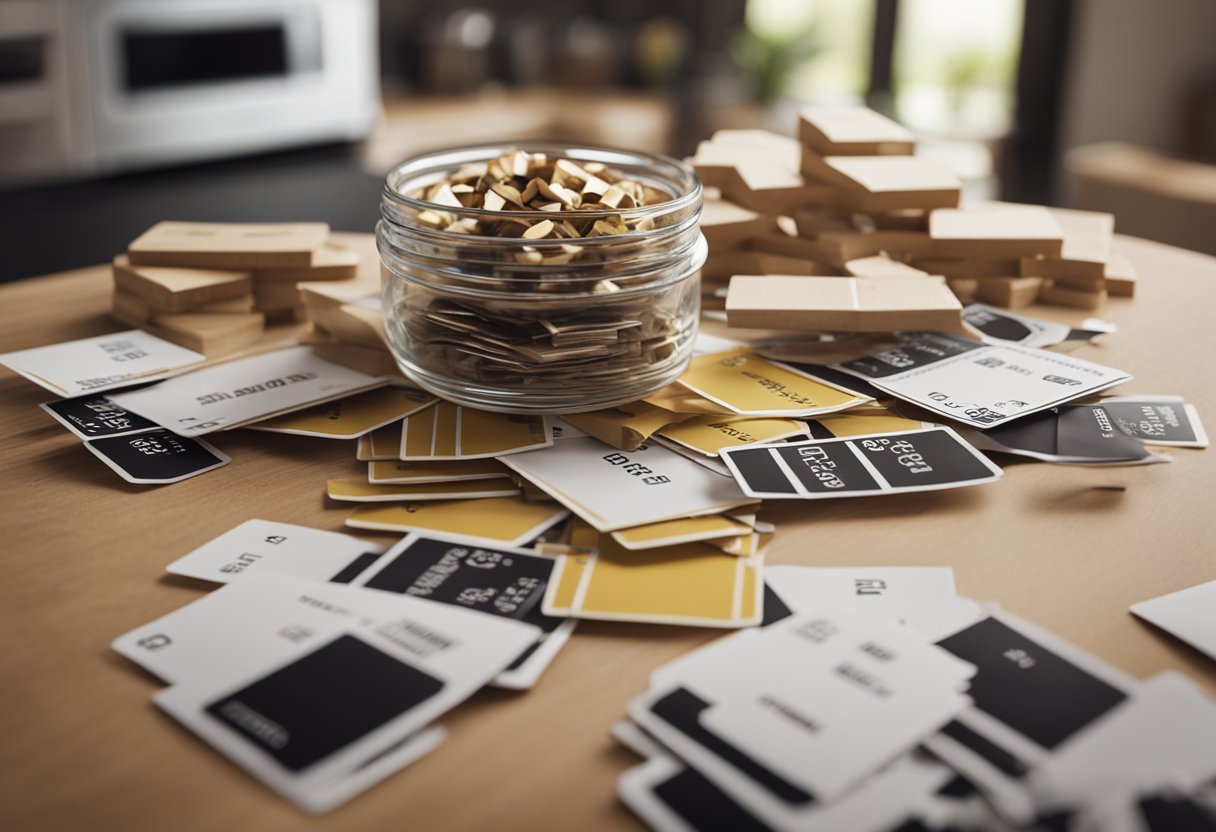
left=721, top=426, right=1002, bottom=499
left=543, top=535, right=763, bottom=628
left=676, top=348, right=872, bottom=417
left=657, top=414, right=809, bottom=457
left=962, top=304, right=1072, bottom=348
left=344, top=496, right=570, bottom=548
left=400, top=401, right=552, bottom=460
left=108, top=346, right=386, bottom=436
left=610, top=515, right=756, bottom=551
left=500, top=436, right=754, bottom=533
left=1101, top=396, right=1208, bottom=448
left=1131, top=578, right=1216, bottom=661
left=326, top=477, right=520, bottom=502
left=356, top=422, right=403, bottom=461
left=40, top=395, right=159, bottom=440
left=247, top=387, right=436, bottom=439
left=85, top=429, right=230, bottom=484
left=165, top=519, right=387, bottom=585
left=0, top=329, right=204, bottom=396
left=833, top=332, right=1131, bottom=429
left=367, top=458, right=510, bottom=484
left=966, top=404, right=1170, bottom=465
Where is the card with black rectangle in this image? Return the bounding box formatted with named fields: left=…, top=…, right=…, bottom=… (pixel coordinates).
left=936, top=616, right=1128, bottom=751
left=1102, top=399, right=1207, bottom=447
left=853, top=428, right=1003, bottom=488
left=1055, top=406, right=1151, bottom=462
left=720, top=447, right=799, bottom=496
left=205, top=634, right=444, bottom=773
left=361, top=537, right=553, bottom=625
left=774, top=441, right=881, bottom=493
left=837, top=332, right=983, bottom=380
left=41, top=395, right=160, bottom=440
left=85, top=428, right=230, bottom=484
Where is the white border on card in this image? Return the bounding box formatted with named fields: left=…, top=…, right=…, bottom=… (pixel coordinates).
left=84, top=432, right=231, bottom=484
left=299, top=726, right=447, bottom=814
left=618, top=755, right=700, bottom=832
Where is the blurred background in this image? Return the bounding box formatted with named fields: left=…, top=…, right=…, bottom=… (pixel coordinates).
left=1, top=0, right=1214, bottom=281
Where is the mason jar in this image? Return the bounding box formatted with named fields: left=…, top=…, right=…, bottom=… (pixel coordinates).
left=378, top=143, right=705, bottom=414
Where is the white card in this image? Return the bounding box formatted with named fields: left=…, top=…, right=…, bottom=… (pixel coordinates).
left=1027, top=671, right=1216, bottom=810
left=108, top=346, right=386, bottom=436
left=833, top=332, right=1131, bottom=429
left=0, top=329, right=204, bottom=396
left=154, top=599, right=538, bottom=810
left=165, top=519, right=386, bottom=585
left=765, top=566, right=983, bottom=641
left=962, top=304, right=1072, bottom=349
left=1131, top=579, right=1216, bottom=661
left=499, top=436, right=754, bottom=532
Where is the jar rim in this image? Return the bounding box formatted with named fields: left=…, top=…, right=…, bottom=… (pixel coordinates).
left=381, top=141, right=703, bottom=238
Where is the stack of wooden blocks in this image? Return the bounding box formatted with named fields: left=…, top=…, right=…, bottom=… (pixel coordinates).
left=694, top=105, right=1136, bottom=316
left=110, top=222, right=373, bottom=359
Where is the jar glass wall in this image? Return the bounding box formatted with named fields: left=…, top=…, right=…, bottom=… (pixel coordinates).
left=378, top=144, right=705, bottom=413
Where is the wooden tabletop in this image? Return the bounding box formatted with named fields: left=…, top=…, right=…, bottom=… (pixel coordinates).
left=2, top=234, right=1214, bottom=832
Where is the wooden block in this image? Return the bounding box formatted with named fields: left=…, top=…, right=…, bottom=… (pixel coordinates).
left=800, top=152, right=961, bottom=211
left=845, top=255, right=936, bottom=280
left=699, top=198, right=775, bottom=252
left=798, top=106, right=916, bottom=156
left=1105, top=254, right=1137, bottom=297
left=253, top=280, right=303, bottom=310
left=195, top=295, right=256, bottom=313
left=811, top=230, right=935, bottom=266
left=911, top=256, right=1021, bottom=279
left=945, top=278, right=979, bottom=303
left=702, top=249, right=829, bottom=281
left=974, top=276, right=1045, bottom=309
left=111, top=290, right=152, bottom=326
left=929, top=206, right=1064, bottom=258
left=792, top=208, right=856, bottom=239
left=251, top=242, right=360, bottom=283
left=112, top=255, right=251, bottom=312
left=127, top=221, right=329, bottom=269
left=310, top=334, right=404, bottom=379
left=142, top=312, right=265, bottom=357
left=725, top=275, right=966, bottom=333
left=1038, top=281, right=1107, bottom=310
left=692, top=132, right=833, bottom=214
left=864, top=209, right=929, bottom=231
left=1019, top=256, right=1106, bottom=285
left=310, top=303, right=389, bottom=350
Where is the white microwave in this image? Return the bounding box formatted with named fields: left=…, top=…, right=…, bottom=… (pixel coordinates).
left=0, top=0, right=378, bottom=185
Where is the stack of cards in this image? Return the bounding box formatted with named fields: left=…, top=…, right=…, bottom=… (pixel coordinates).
left=114, top=518, right=594, bottom=810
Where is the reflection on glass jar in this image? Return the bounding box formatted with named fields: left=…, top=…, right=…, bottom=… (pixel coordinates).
left=378, top=144, right=705, bottom=414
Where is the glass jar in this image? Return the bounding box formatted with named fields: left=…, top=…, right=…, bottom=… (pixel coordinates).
left=378, top=143, right=706, bottom=414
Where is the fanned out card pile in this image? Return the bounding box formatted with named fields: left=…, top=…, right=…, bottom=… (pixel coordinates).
left=615, top=568, right=1216, bottom=832
left=693, top=104, right=1136, bottom=321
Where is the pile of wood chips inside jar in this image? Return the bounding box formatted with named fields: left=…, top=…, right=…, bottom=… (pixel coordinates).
left=400, top=149, right=698, bottom=387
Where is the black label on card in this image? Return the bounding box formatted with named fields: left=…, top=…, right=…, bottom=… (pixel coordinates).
left=726, top=447, right=800, bottom=495
left=87, top=429, right=225, bottom=483
left=653, top=765, right=774, bottom=832
left=329, top=552, right=385, bottom=584
left=44, top=395, right=159, bottom=438
left=1139, top=794, right=1216, bottom=832
left=760, top=584, right=793, bottom=627
left=838, top=333, right=983, bottom=380
left=963, top=307, right=1035, bottom=343
left=852, top=430, right=997, bottom=487
left=1102, top=401, right=1198, bottom=444
left=939, top=720, right=1029, bottom=777
left=364, top=537, right=552, bottom=625
left=205, top=634, right=443, bottom=772
left=936, top=617, right=1128, bottom=750
left=983, top=410, right=1060, bottom=455
left=777, top=361, right=884, bottom=399
left=650, top=687, right=814, bottom=805
left=774, top=442, right=880, bottom=493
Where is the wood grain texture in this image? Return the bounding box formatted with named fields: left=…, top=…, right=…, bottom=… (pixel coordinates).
left=1, top=234, right=1214, bottom=832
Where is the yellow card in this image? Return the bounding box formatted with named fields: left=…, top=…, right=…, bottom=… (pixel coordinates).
left=642, top=382, right=734, bottom=415
left=400, top=401, right=552, bottom=460
left=543, top=536, right=763, bottom=627
left=344, top=496, right=570, bottom=547
left=358, top=422, right=406, bottom=461
left=658, top=414, right=808, bottom=456
left=609, top=515, right=755, bottom=551
left=249, top=387, right=436, bottom=439
left=563, top=401, right=692, bottom=451
left=676, top=348, right=870, bottom=417
left=368, top=458, right=510, bottom=484
left=810, top=412, right=928, bottom=438
left=326, top=477, right=519, bottom=502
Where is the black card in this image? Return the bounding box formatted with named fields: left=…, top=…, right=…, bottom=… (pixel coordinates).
left=41, top=395, right=158, bottom=439
left=206, top=634, right=444, bottom=772
left=1102, top=400, right=1202, bottom=444
left=1055, top=405, right=1150, bottom=461
left=363, top=537, right=557, bottom=630
left=85, top=428, right=229, bottom=484
left=936, top=617, right=1128, bottom=751
left=982, top=409, right=1061, bottom=456
left=651, top=763, right=774, bottom=832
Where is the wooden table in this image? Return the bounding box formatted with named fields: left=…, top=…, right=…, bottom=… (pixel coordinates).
left=2, top=235, right=1214, bottom=832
